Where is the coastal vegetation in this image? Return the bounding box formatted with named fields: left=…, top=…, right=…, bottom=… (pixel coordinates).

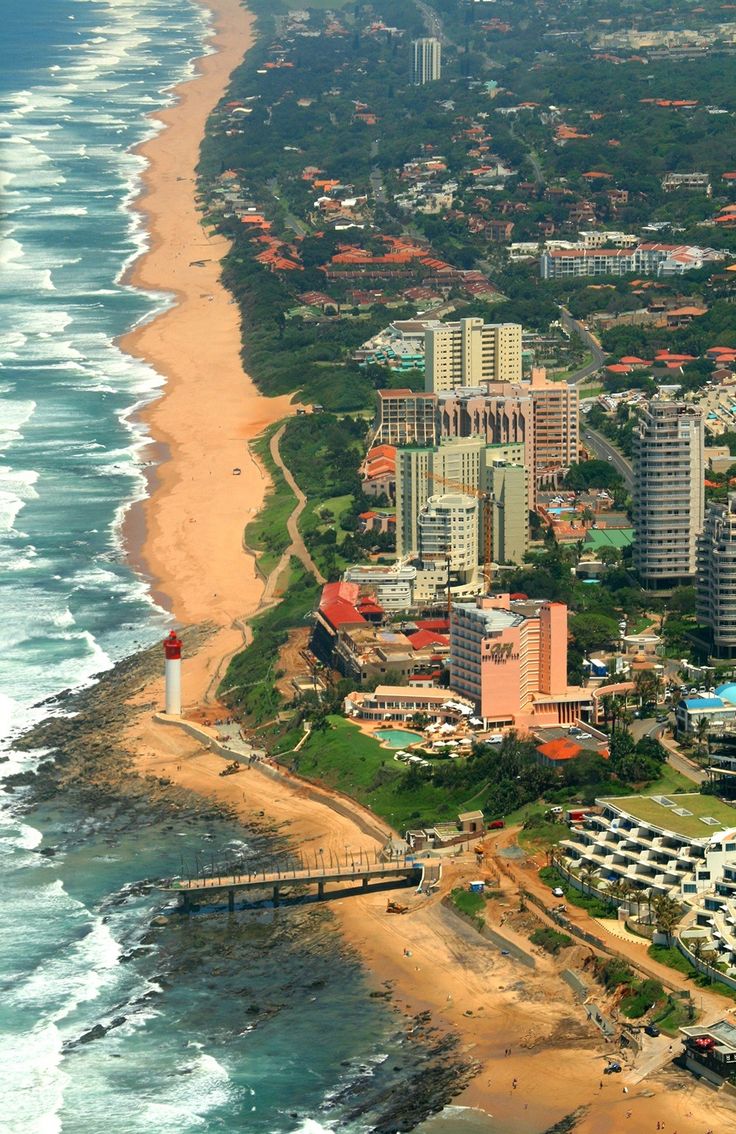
left=529, top=927, right=573, bottom=956
left=450, top=887, right=487, bottom=929
left=219, top=560, right=319, bottom=721
left=245, top=427, right=297, bottom=576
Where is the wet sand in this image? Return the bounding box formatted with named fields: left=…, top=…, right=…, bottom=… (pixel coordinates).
left=120, top=0, right=294, bottom=629
left=117, top=2, right=736, bottom=1131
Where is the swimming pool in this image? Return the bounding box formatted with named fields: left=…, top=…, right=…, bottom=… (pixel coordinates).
left=374, top=729, right=423, bottom=748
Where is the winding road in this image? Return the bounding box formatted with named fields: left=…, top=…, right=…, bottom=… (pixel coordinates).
left=560, top=307, right=607, bottom=386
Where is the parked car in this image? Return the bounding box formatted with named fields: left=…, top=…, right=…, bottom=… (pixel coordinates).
left=552, top=887, right=565, bottom=897
left=644, top=1024, right=660, bottom=1038
left=488, top=819, right=505, bottom=830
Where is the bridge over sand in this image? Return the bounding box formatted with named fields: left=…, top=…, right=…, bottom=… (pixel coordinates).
left=160, top=857, right=442, bottom=911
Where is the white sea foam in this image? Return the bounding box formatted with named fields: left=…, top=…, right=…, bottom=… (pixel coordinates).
left=0, top=467, right=39, bottom=533
left=140, top=1050, right=233, bottom=1129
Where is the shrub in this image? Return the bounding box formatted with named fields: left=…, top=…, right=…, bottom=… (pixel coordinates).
left=530, top=927, right=573, bottom=955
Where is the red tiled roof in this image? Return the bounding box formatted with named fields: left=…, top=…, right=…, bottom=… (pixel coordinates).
left=318, top=582, right=366, bottom=629
left=416, top=618, right=450, bottom=632
left=357, top=597, right=383, bottom=615
left=408, top=629, right=450, bottom=651
left=536, top=738, right=583, bottom=762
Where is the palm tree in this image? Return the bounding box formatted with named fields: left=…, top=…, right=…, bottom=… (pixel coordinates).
left=580, top=865, right=597, bottom=897
left=652, top=894, right=682, bottom=946
left=634, top=670, right=663, bottom=712
left=618, top=879, right=637, bottom=915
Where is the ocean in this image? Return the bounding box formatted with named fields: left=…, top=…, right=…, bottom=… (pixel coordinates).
left=0, top=2, right=479, bottom=1131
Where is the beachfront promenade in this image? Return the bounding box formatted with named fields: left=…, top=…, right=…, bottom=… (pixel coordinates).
left=161, top=858, right=442, bottom=911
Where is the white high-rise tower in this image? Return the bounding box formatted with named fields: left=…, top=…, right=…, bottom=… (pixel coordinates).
left=412, top=37, right=442, bottom=85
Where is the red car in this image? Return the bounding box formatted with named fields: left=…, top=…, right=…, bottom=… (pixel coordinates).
left=488, top=819, right=505, bottom=830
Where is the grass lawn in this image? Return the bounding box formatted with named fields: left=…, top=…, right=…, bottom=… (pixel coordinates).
left=654, top=997, right=695, bottom=1035
left=518, top=820, right=566, bottom=853
left=292, top=716, right=482, bottom=830
left=646, top=763, right=700, bottom=796
left=245, top=427, right=295, bottom=577
left=450, top=887, right=486, bottom=925
left=300, top=494, right=353, bottom=546
left=538, top=865, right=616, bottom=918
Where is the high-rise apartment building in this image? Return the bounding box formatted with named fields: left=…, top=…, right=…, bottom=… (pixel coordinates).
left=412, top=37, right=442, bottom=85
left=418, top=494, right=479, bottom=578
left=424, top=318, right=523, bottom=392
left=449, top=595, right=592, bottom=727
left=437, top=385, right=533, bottom=451
left=395, top=438, right=528, bottom=566
left=697, top=494, right=736, bottom=657
left=375, top=388, right=438, bottom=446
left=375, top=371, right=577, bottom=489
left=525, top=367, right=579, bottom=477
left=633, top=399, right=704, bottom=587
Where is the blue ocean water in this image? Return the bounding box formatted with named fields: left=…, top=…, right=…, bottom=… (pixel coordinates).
left=0, top=4, right=443, bottom=1132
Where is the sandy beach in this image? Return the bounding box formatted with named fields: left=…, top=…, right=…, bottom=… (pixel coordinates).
left=116, top=3, right=736, bottom=1131
left=120, top=0, right=294, bottom=630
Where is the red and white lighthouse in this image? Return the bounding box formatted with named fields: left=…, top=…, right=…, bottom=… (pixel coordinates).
left=163, top=630, right=182, bottom=716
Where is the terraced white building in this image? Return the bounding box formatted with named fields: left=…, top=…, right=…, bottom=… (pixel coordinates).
left=560, top=792, right=736, bottom=978
left=560, top=793, right=736, bottom=900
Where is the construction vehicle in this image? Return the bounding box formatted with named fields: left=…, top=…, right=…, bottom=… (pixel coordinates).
left=219, top=760, right=241, bottom=777
left=386, top=900, right=409, bottom=915
left=425, top=470, right=500, bottom=594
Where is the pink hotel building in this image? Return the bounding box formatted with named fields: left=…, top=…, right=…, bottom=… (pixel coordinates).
left=450, top=595, right=594, bottom=730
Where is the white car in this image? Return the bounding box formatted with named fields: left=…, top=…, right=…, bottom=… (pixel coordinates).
left=552, top=887, right=565, bottom=897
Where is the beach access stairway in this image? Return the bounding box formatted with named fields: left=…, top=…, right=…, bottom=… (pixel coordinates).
left=160, top=858, right=442, bottom=911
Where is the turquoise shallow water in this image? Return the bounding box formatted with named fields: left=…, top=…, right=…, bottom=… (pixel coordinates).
left=0, top=5, right=500, bottom=1130
left=0, top=3, right=431, bottom=1131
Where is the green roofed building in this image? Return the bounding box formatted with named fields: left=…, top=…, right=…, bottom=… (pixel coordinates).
left=559, top=792, right=736, bottom=983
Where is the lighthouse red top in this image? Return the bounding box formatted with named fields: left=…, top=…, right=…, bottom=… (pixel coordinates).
left=163, top=630, right=182, bottom=660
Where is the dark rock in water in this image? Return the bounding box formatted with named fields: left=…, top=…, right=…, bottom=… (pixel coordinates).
left=39, top=846, right=57, bottom=857
left=151, top=915, right=170, bottom=927
left=120, top=946, right=152, bottom=963
left=78, top=1024, right=107, bottom=1045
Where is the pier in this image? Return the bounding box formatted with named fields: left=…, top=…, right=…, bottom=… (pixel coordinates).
left=160, top=857, right=441, bottom=912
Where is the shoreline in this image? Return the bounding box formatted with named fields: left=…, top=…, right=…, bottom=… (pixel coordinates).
left=110, top=4, right=736, bottom=1133
left=118, top=0, right=294, bottom=631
